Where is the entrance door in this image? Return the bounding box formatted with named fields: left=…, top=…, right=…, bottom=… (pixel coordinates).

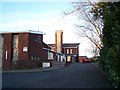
left=67, top=56, right=71, bottom=62
left=12, top=34, right=19, bottom=64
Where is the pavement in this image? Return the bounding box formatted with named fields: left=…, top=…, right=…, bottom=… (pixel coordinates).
left=1, top=65, right=66, bottom=73
left=2, top=62, right=114, bottom=88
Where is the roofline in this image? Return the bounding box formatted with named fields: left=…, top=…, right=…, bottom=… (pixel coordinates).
left=43, top=47, right=64, bottom=55
left=0, top=30, right=45, bottom=35
left=63, top=47, right=77, bottom=48
left=43, top=47, right=65, bottom=55
left=43, top=47, right=55, bottom=53
left=46, top=44, right=54, bottom=48
left=48, top=46, right=79, bottom=48
left=76, top=43, right=80, bottom=47
left=48, top=43, right=80, bottom=48
left=48, top=43, right=80, bottom=45
left=63, top=43, right=80, bottom=44
left=63, top=43, right=80, bottom=48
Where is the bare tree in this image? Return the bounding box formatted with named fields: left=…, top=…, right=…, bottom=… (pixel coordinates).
left=64, top=0, right=103, bottom=56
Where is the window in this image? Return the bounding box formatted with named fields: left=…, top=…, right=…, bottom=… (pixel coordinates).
left=48, top=51, right=53, bottom=60
left=70, top=49, right=72, bottom=54
left=31, top=56, right=33, bottom=60
left=13, top=35, right=18, bottom=49
left=38, top=57, right=40, bottom=61
left=67, top=49, right=69, bottom=54
left=34, top=57, right=37, bottom=61
left=67, top=56, right=71, bottom=62
left=5, top=51, right=8, bottom=60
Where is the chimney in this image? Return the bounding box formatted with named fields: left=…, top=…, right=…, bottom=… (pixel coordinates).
left=55, top=30, right=63, bottom=53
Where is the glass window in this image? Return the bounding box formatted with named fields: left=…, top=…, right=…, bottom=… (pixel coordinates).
left=31, top=56, right=33, bottom=60
left=13, top=35, right=18, bottom=49
left=38, top=57, right=40, bottom=61
left=67, top=56, right=71, bottom=62
left=34, top=57, right=37, bottom=61
left=70, top=49, right=72, bottom=54
left=67, top=49, right=69, bottom=54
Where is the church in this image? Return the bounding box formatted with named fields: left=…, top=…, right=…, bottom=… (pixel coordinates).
left=0, top=30, right=80, bottom=70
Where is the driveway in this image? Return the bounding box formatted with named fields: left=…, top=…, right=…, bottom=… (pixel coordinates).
left=2, top=63, right=113, bottom=88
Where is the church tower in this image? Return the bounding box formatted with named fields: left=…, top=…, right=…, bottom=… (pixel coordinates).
left=55, top=30, right=63, bottom=53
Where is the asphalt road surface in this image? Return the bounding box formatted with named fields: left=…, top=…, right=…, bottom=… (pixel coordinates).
left=2, top=63, right=113, bottom=88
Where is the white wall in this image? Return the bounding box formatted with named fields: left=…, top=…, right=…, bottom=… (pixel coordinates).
left=42, top=63, right=50, bottom=68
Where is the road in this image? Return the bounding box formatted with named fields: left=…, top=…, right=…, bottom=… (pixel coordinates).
left=2, top=63, right=113, bottom=88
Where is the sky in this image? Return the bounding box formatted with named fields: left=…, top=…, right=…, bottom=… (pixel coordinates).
left=0, top=0, right=95, bottom=57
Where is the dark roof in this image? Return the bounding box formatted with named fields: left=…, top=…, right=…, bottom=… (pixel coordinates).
left=62, top=43, right=80, bottom=48
left=42, top=42, right=51, bottom=49
left=48, top=43, right=80, bottom=48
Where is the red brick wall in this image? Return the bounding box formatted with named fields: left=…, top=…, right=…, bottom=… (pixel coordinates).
left=72, top=48, right=77, bottom=54
left=28, top=33, right=48, bottom=61
left=3, top=33, right=12, bottom=69
left=18, top=33, right=29, bottom=61
left=63, top=48, right=77, bottom=54
left=2, top=32, right=49, bottom=69
left=63, top=47, right=79, bottom=62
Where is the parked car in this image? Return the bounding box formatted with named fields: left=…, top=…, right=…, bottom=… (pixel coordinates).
left=82, top=56, right=90, bottom=63
left=79, top=56, right=90, bottom=63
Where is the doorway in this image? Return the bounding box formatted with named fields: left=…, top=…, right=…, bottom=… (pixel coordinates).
left=67, top=56, right=71, bottom=62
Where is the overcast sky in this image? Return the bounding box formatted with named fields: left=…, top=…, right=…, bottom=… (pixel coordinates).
left=0, top=0, right=95, bottom=57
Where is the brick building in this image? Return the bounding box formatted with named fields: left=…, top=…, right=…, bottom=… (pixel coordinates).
left=43, top=30, right=65, bottom=63
left=48, top=30, right=80, bottom=62
left=48, top=43, right=79, bottom=62
left=1, top=30, right=52, bottom=69
left=62, top=43, right=79, bottom=62
left=1, top=30, right=80, bottom=69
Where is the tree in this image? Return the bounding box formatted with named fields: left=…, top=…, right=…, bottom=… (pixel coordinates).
left=64, top=0, right=103, bottom=56
left=92, top=1, right=120, bottom=88
left=65, top=1, right=120, bottom=87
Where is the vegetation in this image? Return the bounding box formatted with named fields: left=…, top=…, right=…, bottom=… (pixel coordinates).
left=66, top=0, right=120, bottom=88
left=64, top=1, right=103, bottom=56
left=94, top=2, right=120, bottom=88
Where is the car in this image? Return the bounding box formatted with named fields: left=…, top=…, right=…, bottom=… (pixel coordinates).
left=83, top=56, right=90, bottom=63
left=79, top=56, right=90, bottom=63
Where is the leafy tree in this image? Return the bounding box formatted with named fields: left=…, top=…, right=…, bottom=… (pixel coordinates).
left=93, top=1, right=120, bottom=88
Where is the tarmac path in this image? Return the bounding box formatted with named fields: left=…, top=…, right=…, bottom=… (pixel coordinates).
left=2, top=62, right=113, bottom=88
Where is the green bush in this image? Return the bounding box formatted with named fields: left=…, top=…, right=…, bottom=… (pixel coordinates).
left=98, top=2, right=120, bottom=88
